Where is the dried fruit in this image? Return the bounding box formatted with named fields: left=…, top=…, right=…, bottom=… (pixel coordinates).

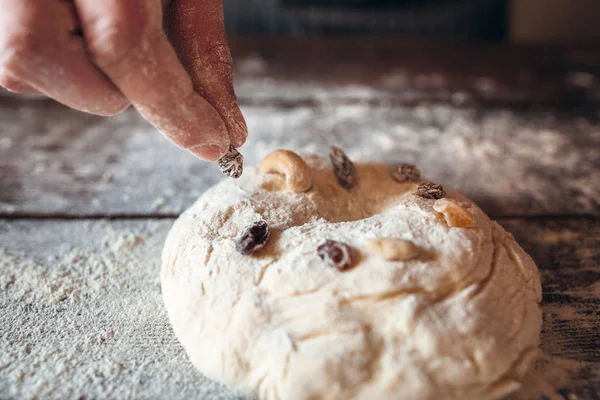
left=390, top=163, right=421, bottom=183
left=365, top=238, right=419, bottom=261
left=235, top=221, right=270, bottom=254
left=417, top=182, right=446, bottom=199
left=218, top=145, right=244, bottom=179
left=317, top=240, right=353, bottom=271
left=328, top=146, right=356, bottom=190
left=433, top=199, right=474, bottom=228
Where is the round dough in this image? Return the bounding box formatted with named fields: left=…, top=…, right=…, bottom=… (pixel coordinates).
left=161, top=154, right=542, bottom=400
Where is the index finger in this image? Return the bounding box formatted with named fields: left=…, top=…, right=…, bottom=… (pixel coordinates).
left=74, top=0, right=230, bottom=160
left=164, top=0, right=248, bottom=148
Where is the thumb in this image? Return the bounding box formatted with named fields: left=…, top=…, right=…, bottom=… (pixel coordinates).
left=164, top=0, right=247, bottom=148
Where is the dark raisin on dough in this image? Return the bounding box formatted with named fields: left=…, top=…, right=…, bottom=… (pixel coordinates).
left=390, top=163, right=421, bottom=183
left=317, top=240, right=353, bottom=271
left=236, top=221, right=270, bottom=254
left=328, top=146, right=356, bottom=190
left=218, top=145, right=244, bottom=179
left=417, top=182, right=446, bottom=199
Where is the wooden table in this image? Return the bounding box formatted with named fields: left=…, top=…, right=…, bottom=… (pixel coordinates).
left=1, top=38, right=598, bottom=399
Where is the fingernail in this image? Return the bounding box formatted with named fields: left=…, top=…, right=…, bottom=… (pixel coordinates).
left=189, top=144, right=227, bottom=161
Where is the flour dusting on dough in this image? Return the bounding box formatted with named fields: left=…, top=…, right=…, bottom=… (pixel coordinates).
left=161, top=155, right=544, bottom=400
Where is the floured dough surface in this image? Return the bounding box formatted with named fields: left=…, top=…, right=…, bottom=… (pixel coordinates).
left=161, top=154, right=542, bottom=400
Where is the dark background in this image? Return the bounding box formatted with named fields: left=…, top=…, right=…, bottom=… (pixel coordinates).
left=223, top=0, right=507, bottom=39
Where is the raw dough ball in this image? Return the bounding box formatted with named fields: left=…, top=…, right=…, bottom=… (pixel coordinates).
left=161, top=153, right=542, bottom=400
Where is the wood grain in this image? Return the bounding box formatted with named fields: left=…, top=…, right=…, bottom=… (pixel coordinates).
left=0, top=218, right=597, bottom=399
left=504, top=217, right=600, bottom=400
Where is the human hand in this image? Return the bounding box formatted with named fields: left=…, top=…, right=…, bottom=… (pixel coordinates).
left=0, top=0, right=247, bottom=161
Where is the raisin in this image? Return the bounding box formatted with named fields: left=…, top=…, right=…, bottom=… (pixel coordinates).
left=218, top=145, right=244, bottom=179
left=390, top=163, right=421, bottom=183
left=328, top=146, right=356, bottom=190
left=317, top=240, right=353, bottom=271
left=417, top=182, right=446, bottom=199
left=236, top=221, right=270, bottom=254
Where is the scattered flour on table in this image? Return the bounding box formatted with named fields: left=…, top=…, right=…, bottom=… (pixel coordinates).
left=0, top=220, right=246, bottom=400
left=0, top=93, right=598, bottom=215
left=0, top=223, right=595, bottom=399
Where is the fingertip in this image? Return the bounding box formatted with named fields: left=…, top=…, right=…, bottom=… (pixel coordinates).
left=188, top=143, right=229, bottom=161
left=93, top=99, right=130, bottom=116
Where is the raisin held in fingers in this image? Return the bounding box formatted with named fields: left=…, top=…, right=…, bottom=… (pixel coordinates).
left=317, top=240, right=353, bottom=271
left=236, top=221, right=270, bottom=254
left=328, top=146, right=356, bottom=190
left=417, top=182, right=446, bottom=199
left=218, top=145, right=244, bottom=179
left=390, top=163, right=421, bottom=183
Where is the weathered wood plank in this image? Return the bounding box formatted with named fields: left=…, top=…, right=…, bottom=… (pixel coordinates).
left=229, top=38, right=600, bottom=114
left=503, top=218, right=600, bottom=356
left=1, top=99, right=598, bottom=217
left=0, top=219, right=247, bottom=400
left=0, top=218, right=598, bottom=399
left=502, top=218, right=600, bottom=400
